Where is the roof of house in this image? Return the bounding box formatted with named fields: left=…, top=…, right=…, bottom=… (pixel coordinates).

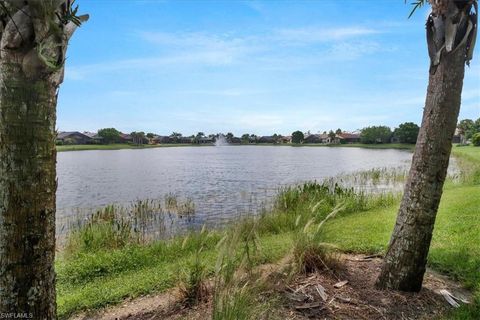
left=83, top=131, right=103, bottom=139
left=339, top=132, right=360, bottom=139
left=304, top=134, right=323, bottom=140
left=120, top=133, right=132, bottom=140
left=57, top=131, right=91, bottom=139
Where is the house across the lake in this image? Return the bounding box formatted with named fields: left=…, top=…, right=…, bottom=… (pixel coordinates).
left=83, top=132, right=103, bottom=144
left=303, top=134, right=322, bottom=144
left=153, top=136, right=173, bottom=144
left=57, top=131, right=92, bottom=145
left=258, top=136, right=276, bottom=143
left=339, top=132, right=361, bottom=144
left=452, top=128, right=463, bottom=144
left=304, top=133, right=344, bottom=144
left=120, top=133, right=133, bottom=143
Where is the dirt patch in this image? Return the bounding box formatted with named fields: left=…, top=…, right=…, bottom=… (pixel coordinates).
left=277, top=255, right=471, bottom=319
left=69, top=255, right=471, bottom=320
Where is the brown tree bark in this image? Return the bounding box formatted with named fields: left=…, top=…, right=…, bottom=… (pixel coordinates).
left=376, top=0, right=477, bottom=292
left=0, top=1, right=87, bottom=318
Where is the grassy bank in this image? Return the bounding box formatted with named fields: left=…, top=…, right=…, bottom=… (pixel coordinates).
left=57, top=142, right=415, bottom=152
left=296, top=143, right=415, bottom=150
left=56, top=146, right=479, bottom=319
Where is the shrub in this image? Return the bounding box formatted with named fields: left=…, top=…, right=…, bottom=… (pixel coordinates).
left=393, top=122, right=420, bottom=144
left=291, top=204, right=344, bottom=275
left=212, top=221, right=266, bottom=320
left=360, top=126, right=392, bottom=144
left=472, top=133, right=480, bottom=146
left=178, top=228, right=210, bottom=306
left=291, top=130, right=304, bottom=144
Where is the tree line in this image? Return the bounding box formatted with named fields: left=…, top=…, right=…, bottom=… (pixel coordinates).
left=93, top=118, right=479, bottom=146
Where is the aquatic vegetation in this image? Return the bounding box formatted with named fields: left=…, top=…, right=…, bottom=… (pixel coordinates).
left=63, top=196, right=197, bottom=255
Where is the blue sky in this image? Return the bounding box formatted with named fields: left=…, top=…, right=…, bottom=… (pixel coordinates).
left=58, top=0, right=480, bottom=136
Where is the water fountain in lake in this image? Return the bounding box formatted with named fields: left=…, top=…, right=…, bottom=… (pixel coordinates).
left=215, top=134, right=229, bottom=146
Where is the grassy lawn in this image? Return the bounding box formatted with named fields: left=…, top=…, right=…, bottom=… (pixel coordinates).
left=321, top=186, right=480, bottom=288
left=56, top=146, right=479, bottom=319
left=320, top=146, right=480, bottom=318
left=300, top=143, right=415, bottom=150
left=57, top=233, right=293, bottom=318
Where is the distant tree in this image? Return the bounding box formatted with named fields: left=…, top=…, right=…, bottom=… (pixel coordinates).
left=394, top=122, right=420, bottom=144
left=226, top=132, right=234, bottom=142
left=146, top=133, right=155, bottom=139
left=98, top=128, right=121, bottom=144
left=170, top=132, right=182, bottom=143
left=335, top=128, right=342, bottom=135
left=250, top=134, right=258, bottom=143
left=291, top=131, right=304, bottom=144
left=131, top=131, right=146, bottom=145
left=328, top=130, right=336, bottom=139
left=272, top=133, right=283, bottom=144
left=360, top=126, right=392, bottom=144
left=241, top=134, right=250, bottom=144
left=472, top=133, right=480, bottom=146
left=458, top=119, right=475, bottom=139
left=193, top=132, right=205, bottom=144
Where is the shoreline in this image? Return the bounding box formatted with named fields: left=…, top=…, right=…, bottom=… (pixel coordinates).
left=57, top=143, right=415, bottom=152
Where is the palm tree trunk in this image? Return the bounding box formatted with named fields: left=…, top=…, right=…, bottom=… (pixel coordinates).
left=0, top=59, right=58, bottom=318
left=0, top=2, right=87, bottom=317
left=376, top=0, right=477, bottom=291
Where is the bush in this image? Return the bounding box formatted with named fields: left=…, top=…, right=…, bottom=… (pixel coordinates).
left=393, top=122, right=419, bottom=144
left=360, top=126, right=392, bottom=144
left=291, top=205, right=344, bottom=275
left=291, top=130, right=304, bottom=144
left=178, top=229, right=209, bottom=306
left=472, top=133, right=480, bottom=146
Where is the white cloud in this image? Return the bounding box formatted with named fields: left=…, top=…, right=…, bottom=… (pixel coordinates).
left=66, top=24, right=387, bottom=80
left=274, top=27, right=380, bottom=45
left=178, top=89, right=266, bottom=97
left=328, top=40, right=381, bottom=60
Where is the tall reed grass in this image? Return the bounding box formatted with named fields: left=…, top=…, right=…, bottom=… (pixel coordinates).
left=64, top=195, right=196, bottom=256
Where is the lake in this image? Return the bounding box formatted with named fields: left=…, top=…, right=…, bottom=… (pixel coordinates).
left=56, top=146, right=413, bottom=232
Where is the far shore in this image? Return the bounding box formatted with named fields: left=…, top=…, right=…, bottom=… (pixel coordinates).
left=57, top=143, right=415, bottom=152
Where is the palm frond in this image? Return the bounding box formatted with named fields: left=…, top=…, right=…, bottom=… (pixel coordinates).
left=406, top=0, right=427, bottom=19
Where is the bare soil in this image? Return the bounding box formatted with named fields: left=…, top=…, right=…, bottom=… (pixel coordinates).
left=71, top=255, right=471, bottom=320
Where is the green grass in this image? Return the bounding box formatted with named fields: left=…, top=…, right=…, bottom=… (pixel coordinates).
left=321, top=186, right=479, bottom=287
left=299, top=143, right=415, bottom=150
left=57, top=232, right=292, bottom=318
left=56, top=144, right=198, bottom=152
left=56, top=145, right=480, bottom=319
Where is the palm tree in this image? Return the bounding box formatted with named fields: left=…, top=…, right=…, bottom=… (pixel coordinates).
left=170, top=132, right=182, bottom=143
left=0, top=1, right=87, bottom=317
left=376, top=0, right=477, bottom=291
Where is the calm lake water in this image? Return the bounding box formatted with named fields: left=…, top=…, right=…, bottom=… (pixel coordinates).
left=56, top=146, right=413, bottom=231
